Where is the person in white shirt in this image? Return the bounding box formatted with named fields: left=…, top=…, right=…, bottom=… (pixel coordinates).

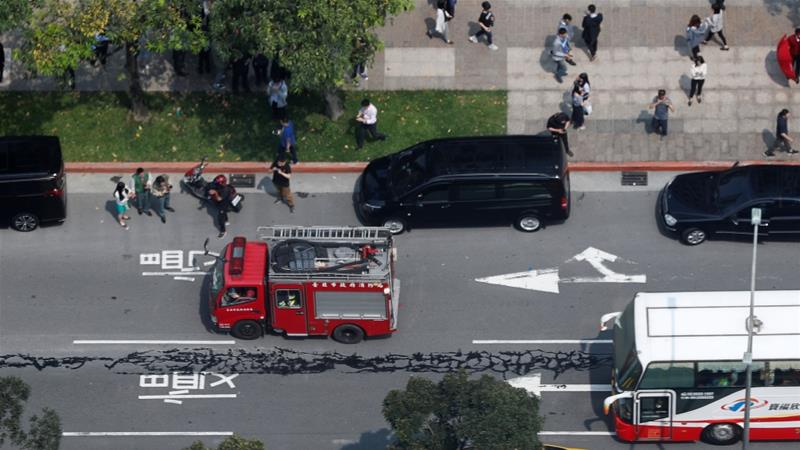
left=688, top=56, right=707, bottom=106
left=267, top=76, right=288, bottom=121
left=703, top=3, right=729, bottom=51
left=114, top=182, right=135, bottom=229
left=355, top=98, right=386, bottom=149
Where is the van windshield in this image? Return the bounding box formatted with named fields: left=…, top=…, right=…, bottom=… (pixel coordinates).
left=390, top=148, right=427, bottom=196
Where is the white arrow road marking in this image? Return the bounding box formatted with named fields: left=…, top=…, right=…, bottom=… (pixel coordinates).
left=507, top=373, right=611, bottom=398
left=475, top=246, right=646, bottom=293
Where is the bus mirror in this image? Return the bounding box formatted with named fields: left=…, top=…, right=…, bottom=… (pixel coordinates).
left=599, top=311, right=622, bottom=331
left=603, top=392, right=632, bottom=415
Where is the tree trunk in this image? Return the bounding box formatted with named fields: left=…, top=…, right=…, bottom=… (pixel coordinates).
left=323, top=88, right=344, bottom=121
left=125, top=42, right=148, bottom=121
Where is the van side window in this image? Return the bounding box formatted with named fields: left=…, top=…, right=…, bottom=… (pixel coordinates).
left=500, top=182, right=552, bottom=200
left=0, top=149, right=8, bottom=172
left=454, top=183, right=496, bottom=201
left=11, top=143, right=43, bottom=172
left=417, top=185, right=449, bottom=203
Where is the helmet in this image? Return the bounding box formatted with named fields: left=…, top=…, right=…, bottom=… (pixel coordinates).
left=213, top=174, right=227, bottom=186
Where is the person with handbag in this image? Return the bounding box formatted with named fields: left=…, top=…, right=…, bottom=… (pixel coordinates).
left=427, top=0, right=456, bottom=44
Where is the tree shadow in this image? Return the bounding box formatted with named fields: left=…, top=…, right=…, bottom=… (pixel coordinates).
left=763, top=0, right=800, bottom=25
left=764, top=50, right=791, bottom=87
left=673, top=34, right=691, bottom=58
left=340, top=428, right=392, bottom=450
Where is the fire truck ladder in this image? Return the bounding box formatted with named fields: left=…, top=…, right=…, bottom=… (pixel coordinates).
left=257, top=226, right=392, bottom=243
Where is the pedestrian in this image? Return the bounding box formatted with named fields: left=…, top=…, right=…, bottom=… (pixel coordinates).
left=198, top=1, right=212, bottom=75
left=686, top=15, right=708, bottom=60
left=765, top=109, right=799, bottom=156
left=276, top=117, right=298, bottom=164
left=208, top=175, right=233, bottom=238
left=0, top=41, right=5, bottom=83
left=92, top=32, right=110, bottom=67
left=355, top=98, right=387, bottom=149
left=468, top=2, right=498, bottom=51
left=252, top=53, right=269, bottom=86
left=688, top=56, right=707, bottom=106
left=578, top=73, right=592, bottom=116
left=571, top=82, right=585, bottom=130
left=427, top=0, right=455, bottom=45
left=151, top=175, right=174, bottom=224
left=267, top=75, right=288, bottom=121
left=788, top=28, right=800, bottom=84
left=271, top=154, right=295, bottom=213
left=649, top=89, right=675, bottom=138
left=172, top=49, right=187, bottom=76
left=350, top=37, right=372, bottom=86
left=547, top=112, right=573, bottom=157
left=130, top=167, right=153, bottom=216
left=704, top=4, right=730, bottom=51
left=232, top=54, right=251, bottom=93
left=557, top=14, right=574, bottom=42
left=113, top=182, right=134, bottom=229
left=581, top=5, right=603, bottom=61
left=551, top=28, right=574, bottom=83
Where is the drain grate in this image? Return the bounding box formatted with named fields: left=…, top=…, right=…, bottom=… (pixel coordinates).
left=229, top=173, right=255, bottom=188
left=621, top=171, right=648, bottom=186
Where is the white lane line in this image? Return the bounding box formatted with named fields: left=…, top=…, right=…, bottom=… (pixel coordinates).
left=142, top=271, right=207, bottom=276
left=173, top=276, right=195, bottom=282
left=63, top=431, right=234, bottom=437
left=73, top=340, right=236, bottom=345
left=538, top=431, right=614, bottom=436
left=138, top=394, right=238, bottom=400
left=472, top=339, right=612, bottom=344
left=508, top=373, right=611, bottom=397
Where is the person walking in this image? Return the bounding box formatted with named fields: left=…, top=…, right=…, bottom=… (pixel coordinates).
left=151, top=175, right=174, bottom=223
left=704, top=3, right=729, bottom=51
left=649, top=89, right=675, bottom=138
left=271, top=155, right=295, bottom=213
left=0, top=41, right=5, bottom=83
left=558, top=14, right=574, bottom=42
left=92, top=32, right=110, bottom=67
left=468, top=2, right=498, bottom=51
left=252, top=53, right=269, bottom=86
left=355, top=98, right=387, bottom=149
left=172, top=49, right=188, bottom=76
left=232, top=54, right=251, bottom=93
left=427, top=0, right=456, bottom=45
left=276, top=117, right=298, bottom=164
left=688, top=56, right=707, bottom=106
left=765, top=109, right=799, bottom=156
left=130, top=167, right=153, bottom=216
left=547, top=112, right=573, bottom=157
left=581, top=5, right=603, bottom=61
left=113, top=182, right=134, bottom=229
left=208, top=175, right=234, bottom=238
left=350, top=37, right=372, bottom=85
left=686, top=15, right=708, bottom=60
left=577, top=72, right=592, bottom=117
left=267, top=75, right=288, bottom=121
left=551, top=28, right=574, bottom=83
left=571, top=82, right=586, bottom=130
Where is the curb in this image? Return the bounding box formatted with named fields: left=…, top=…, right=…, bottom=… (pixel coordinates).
left=65, top=160, right=800, bottom=174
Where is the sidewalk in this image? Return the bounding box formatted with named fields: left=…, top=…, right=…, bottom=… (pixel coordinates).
left=2, top=0, right=800, bottom=163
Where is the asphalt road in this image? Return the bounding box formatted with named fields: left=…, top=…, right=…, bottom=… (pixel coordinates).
left=1, top=187, right=799, bottom=450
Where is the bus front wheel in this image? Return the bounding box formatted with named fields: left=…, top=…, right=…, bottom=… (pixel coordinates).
left=702, top=423, right=741, bottom=445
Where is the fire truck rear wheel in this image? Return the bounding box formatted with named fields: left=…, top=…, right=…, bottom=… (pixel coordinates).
left=382, top=217, right=406, bottom=235
left=232, top=320, right=262, bottom=340
left=332, top=324, right=365, bottom=344
left=701, top=423, right=741, bottom=445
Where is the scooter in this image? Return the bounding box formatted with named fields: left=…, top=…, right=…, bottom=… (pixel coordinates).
left=181, top=156, right=244, bottom=212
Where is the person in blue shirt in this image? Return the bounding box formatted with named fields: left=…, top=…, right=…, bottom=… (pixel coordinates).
left=766, top=109, right=798, bottom=156
left=277, top=118, right=298, bottom=164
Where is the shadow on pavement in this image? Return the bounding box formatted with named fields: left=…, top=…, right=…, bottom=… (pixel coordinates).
left=764, top=50, right=790, bottom=87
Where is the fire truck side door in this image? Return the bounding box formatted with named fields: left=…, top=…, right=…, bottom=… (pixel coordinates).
left=633, top=391, right=673, bottom=440
left=271, top=285, right=308, bottom=336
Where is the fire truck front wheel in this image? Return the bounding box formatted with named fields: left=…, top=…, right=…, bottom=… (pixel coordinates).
left=332, top=324, right=365, bottom=344
left=232, top=320, right=262, bottom=340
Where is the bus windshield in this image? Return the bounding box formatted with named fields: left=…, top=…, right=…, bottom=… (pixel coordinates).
left=614, top=301, right=642, bottom=391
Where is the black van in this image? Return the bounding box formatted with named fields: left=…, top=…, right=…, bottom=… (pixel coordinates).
left=0, top=136, right=67, bottom=231
left=356, top=135, right=570, bottom=234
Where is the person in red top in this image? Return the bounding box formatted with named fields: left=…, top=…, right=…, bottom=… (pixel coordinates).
left=788, top=28, right=800, bottom=83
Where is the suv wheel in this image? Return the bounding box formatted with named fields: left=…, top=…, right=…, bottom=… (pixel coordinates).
left=12, top=213, right=39, bottom=232
left=681, top=227, right=707, bottom=245
left=516, top=214, right=542, bottom=232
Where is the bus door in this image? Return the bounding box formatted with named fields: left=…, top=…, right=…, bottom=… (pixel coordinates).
left=634, top=391, right=674, bottom=440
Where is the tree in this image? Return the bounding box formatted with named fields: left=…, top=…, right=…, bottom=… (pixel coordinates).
left=185, top=434, right=266, bottom=450
left=0, top=377, right=61, bottom=450
left=209, top=0, right=414, bottom=120
left=383, top=371, right=543, bottom=450
left=0, top=0, right=33, bottom=34
left=16, top=0, right=207, bottom=120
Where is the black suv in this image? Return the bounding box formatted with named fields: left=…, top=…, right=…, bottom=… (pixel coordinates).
left=658, top=164, right=800, bottom=245
left=0, top=136, right=67, bottom=231
left=356, top=135, right=570, bottom=234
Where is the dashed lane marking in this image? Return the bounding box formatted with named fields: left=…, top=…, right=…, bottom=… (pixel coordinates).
left=472, top=339, right=612, bottom=344
left=63, top=431, right=234, bottom=437
left=73, top=340, right=236, bottom=345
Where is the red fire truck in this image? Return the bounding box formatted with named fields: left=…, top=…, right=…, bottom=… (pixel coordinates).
left=207, top=226, right=400, bottom=343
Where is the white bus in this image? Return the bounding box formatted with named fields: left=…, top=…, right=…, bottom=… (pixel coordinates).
left=600, top=290, right=800, bottom=445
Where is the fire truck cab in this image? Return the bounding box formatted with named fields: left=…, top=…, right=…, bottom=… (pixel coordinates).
left=208, top=226, right=399, bottom=344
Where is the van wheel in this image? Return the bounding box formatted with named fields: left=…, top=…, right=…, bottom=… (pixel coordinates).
left=382, top=217, right=406, bottom=235
left=681, top=227, right=707, bottom=245
left=12, top=213, right=39, bottom=232
left=332, top=324, right=365, bottom=344
left=516, top=214, right=542, bottom=232
left=702, top=423, right=741, bottom=445
left=232, top=320, right=261, bottom=340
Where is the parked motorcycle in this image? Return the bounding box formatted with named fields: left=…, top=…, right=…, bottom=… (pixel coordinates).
left=181, top=156, right=244, bottom=212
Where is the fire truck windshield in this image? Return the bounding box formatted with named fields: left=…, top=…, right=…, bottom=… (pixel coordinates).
left=210, top=259, right=224, bottom=300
